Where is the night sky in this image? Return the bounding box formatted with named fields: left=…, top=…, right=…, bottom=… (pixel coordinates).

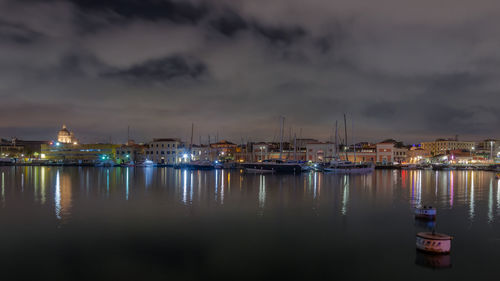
left=0, top=0, right=499, bottom=144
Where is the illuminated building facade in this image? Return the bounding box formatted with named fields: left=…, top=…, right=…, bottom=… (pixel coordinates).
left=420, top=139, right=475, bottom=156
left=407, top=147, right=431, bottom=163
left=145, top=138, right=182, bottom=164
left=41, top=143, right=119, bottom=163
left=57, top=125, right=78, bottom=144
left=116, top=143, right=147, bottom=163
left=376, top=141, right=409, bottom=164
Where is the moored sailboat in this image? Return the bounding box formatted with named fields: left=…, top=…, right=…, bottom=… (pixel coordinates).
left=242, top=116, right=302, bottom=174
left=323, top=115, right=374, bottom=174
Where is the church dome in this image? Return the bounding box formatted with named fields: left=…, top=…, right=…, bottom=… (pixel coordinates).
left=57, top=124, right=76, bottom=144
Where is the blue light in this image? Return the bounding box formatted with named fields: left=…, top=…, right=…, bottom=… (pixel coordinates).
left=55, top=142, right=60, bottom=146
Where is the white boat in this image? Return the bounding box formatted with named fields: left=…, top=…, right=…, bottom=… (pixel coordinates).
left=416, top=232, right=452, bottom=254
left=401, top=164, right=417, bottom=170
left=0, top=158, right=13, bottom=165
left=136, top=159, right=155, bottom=167
left=414, top=206, right=437, bottom=220
left=95, top=159, right=116, bottom=167
left=300, top=164, right=313, bottom=172
left=324, top=161, right=375, bottom=173
left=323, top=115, right=375, bottom=174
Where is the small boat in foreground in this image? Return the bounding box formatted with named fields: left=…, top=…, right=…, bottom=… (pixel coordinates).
left=414, top=206, right=437, bottom=220
left=416, top=231, right=452, bottom=254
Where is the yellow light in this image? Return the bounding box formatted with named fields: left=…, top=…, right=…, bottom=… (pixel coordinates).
left=41, top=154, right=46, bottom=159
left=73, top=142, right=78, bottom=145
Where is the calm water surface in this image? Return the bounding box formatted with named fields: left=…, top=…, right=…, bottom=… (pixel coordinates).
left=1, top=166, right=499, bottom=280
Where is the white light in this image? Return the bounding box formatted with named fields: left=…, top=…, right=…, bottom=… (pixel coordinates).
left=55, top=142, right=60, bottom=146
left=183, top=154, right=188, bottom=158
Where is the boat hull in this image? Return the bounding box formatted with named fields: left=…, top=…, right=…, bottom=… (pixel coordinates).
left=241, top=163, right=301, bottom=173
left=323, top=167, right=374, bottom=173
left=416, top=232, right=452, bottom=254
left=414, top=208, right=437, bottom=220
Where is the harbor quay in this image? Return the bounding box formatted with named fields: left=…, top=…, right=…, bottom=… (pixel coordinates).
left=1, top=124, right=499, bottom=170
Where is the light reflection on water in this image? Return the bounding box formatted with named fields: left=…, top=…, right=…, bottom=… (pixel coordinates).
left=0, top=167, right=497, bottom=222
left=0, top=166, right=500, bottom=279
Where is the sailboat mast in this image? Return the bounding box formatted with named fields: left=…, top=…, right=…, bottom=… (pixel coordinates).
left=294, top=133, right=297, bottom=162
left=352, top=117, right=356, bottom=163
left=127, top=125, right=130, bottom=144
left=344, top=114, right=348, bottom=161
left=334, top=120, right=338, bottom=160
left=279, top=116, right=284, bottom=161
left=190, top=123, right=194, bottom=151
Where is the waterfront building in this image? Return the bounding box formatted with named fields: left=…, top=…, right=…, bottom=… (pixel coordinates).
left=407, top=147, right=431, bottom=163
left=306, top=142, right=334, bottom=162
left=252, top=142, right=270, bottom=162
left=145, top=138, right=182, bottom=164
left=191, top=144, right=212, bottom=161
left=41, top=142, right=119, bottom=163
left=420, top=139, right=475, bottom=156
left=0, top=138, right=49, bottom=159
left=249, top=142, right=305, bottom=162
left=210, top=140, right=237, bottom=162
left=339, top=148, right=377, bottom=163
left=57, top=125, right=78, bottom=144
left=476, top=139, right=499, bottom=161
left=115, top=142, right=147, bottom=163
left=375, top=140, right=409, bottom=164
left=233, top=144, right=251, bottom=162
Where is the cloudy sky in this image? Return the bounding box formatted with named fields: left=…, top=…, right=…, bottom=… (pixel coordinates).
left=0, top=0, right=499, bottom=144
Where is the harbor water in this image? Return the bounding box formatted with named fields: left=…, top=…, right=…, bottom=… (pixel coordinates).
left=0, top=166, right=499, bottom=280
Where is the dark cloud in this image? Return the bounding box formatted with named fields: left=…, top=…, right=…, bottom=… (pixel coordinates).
left=0, top=20, right=42, bottom=44
left=70, top=0, right=209, bottom=24
left=103, top=55, right=207, bottom=82
left=0, top=0, right=499, bottom=143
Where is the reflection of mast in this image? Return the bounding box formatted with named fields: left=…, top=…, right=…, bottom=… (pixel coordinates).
left=259, top=175, right=266, bottom=210
left=55, top=170, right=72, bottom=221
left=341, top=175, right=349, bottom=215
